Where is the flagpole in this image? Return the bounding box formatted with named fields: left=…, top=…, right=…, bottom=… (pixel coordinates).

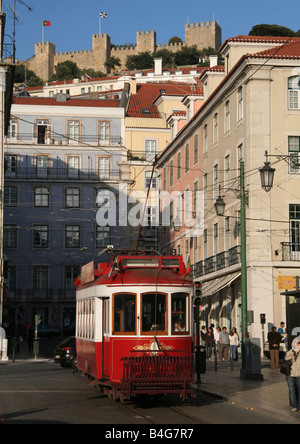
left=42, top=21, right=44, bottom=44
left=99, top=12, right=101, bottom=35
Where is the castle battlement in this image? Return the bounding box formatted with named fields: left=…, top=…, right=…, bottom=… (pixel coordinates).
left=93, top=33, right=108, bottom=38
left=56, top=49, right=93, bottom=57
left=113, top=46, right=136, bottom=52
left=156, top=42, right=184, bottom=49
left=35, top=41, right=54, bottom=47
left=26, top=20, right=222, bottom=81
left=186, top=20, right=217, bottom=28
left=137, top=30, right=155, bottom=36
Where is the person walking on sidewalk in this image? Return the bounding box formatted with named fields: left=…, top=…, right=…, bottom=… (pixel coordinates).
left=219, top=327, right=230, bottom=361
left=229, top=330, right=239, bottom=361
left=214, top=326, right=221, bottom=355
left=285, top=336, right=300, bottom=413
left=268, top=326, right=282, bottom=369
left=203, top=327, right=214, bottom=360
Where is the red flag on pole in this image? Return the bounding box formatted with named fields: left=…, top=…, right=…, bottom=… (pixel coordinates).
left=43, top=20, right=51, bottom=27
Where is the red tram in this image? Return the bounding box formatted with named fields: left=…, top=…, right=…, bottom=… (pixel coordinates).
left=75, top=252, right=195, bottom=401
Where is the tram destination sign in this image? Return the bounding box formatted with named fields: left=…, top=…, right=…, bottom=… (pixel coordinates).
left=81, top=261, right=96, bottom=285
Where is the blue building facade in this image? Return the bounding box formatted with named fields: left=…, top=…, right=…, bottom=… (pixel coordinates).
left=4, top=95, right=130, bottom=332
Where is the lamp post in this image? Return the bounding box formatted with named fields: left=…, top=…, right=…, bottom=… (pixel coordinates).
left=215, top=161, right=248, bottom=370
left=239, top=161, right=248, bottom=371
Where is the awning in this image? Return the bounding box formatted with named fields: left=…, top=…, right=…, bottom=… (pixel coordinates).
left=202, top=272, right=241, bottom=298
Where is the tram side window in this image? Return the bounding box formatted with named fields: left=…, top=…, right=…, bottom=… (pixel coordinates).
left=113, top=293, right=136, bottom=334
left=76, top=299, right=95, bottom=340
left=171, top=293, right=189, bottom=334
left=141, top=293, right=167, bottom=334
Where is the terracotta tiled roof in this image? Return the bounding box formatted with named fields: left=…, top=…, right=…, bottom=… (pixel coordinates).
left=249, top=37, right=300, bottom=59
left=172, top=110, right=186, bottom=116
left=126, top=83, right=202, bottom=118
left=46, top=76, right=121, bottom=87
left=219, top=35, right=295, bottom=51
left=12, top=97, right=121, bottom=107
left=132, top=66, right=207, bottom=77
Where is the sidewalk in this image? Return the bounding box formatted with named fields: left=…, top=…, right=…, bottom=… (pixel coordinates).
left=0, top=342, right=51, bottom=364
left=195, top=359, right=300, bottom=424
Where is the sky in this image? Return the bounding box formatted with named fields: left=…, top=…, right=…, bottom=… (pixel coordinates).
left=2, top=0, right=300, bottom=62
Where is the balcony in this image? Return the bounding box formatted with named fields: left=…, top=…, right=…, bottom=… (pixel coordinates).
left=5, top=167, right=124, bottom=182
left=281, top=243, right=300, bottom=261
left=192, top=246, right=241, bottom=279
left=5, top=133, right=124, bottom=147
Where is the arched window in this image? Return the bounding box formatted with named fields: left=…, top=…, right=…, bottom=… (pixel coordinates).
left=288, top=75, right=300, bottom=109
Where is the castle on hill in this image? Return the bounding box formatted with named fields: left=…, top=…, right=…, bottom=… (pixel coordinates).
left=24, top=20, right=222, bottom=81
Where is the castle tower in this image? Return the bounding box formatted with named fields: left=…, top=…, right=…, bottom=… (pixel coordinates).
left=92, top=33, right=111, bottom=73
left=32, top=42, right=56, bottom=81
left=185, top=21, right=222, bottom=51
left=136, top=30, right=156, bottom=54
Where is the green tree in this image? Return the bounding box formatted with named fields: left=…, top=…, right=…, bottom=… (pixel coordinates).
left=105, top=56, right=121, bottom=72
left=174, top=45, right=201, bottom=66
left=79, top=68, right=107, bottom=78
left=153, top=49, right=175, bottom=67
left=168, top=36, right=183, bottom=45
left=14, top=64, right=43, bottom=86
left=126, top=52, right=154, bottom=70
left=50, top=61, right=80, bottom=81
left=249, top=24, right=295, bottom=37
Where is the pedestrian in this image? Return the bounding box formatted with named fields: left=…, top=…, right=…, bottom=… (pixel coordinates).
left=229, top=330, right=239, bottom=361
left=278, top=322, right=288, bottom=351
left=232, top=327, right=239, bottom=361
left=203, top=327, right=214, bottom=360
left=268, top=326, right=282, bottom=369
left=285, top=336, right=300, bottom=412
left=219, top=327, right=230, bottom=361
left=200, top=326, right=207, bottom=345
left=214, top=326, right=221, bottom=355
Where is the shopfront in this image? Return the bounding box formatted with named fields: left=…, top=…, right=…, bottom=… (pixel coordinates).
left=200, top=272, right=241, bottom=333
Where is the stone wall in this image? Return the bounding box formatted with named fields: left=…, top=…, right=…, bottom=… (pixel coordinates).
left=24, top=21, right=222, bottom=81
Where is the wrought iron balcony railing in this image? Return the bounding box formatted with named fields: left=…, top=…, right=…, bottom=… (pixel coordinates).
left=281, top=243, right=300, bottom=261
left=191, top=245, right=241, bottom=279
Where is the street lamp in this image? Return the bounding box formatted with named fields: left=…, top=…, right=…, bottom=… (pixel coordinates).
left=173, top=215, right=182, bottom=232
left=260, top=152, right=275, bottom=192
left=214, top=195, right=226, bottom=217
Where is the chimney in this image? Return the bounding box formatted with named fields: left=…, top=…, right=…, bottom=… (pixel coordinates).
left=154, top=58, right=163, bottom=76
left=209, top=55, right=218, bottom=68
left=130, top=78, right=137, bottom=94
left=56, top=93, right=68, bottom=102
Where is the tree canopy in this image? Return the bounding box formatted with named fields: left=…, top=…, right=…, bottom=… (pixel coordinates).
left=49, top=61, right=106, bottom=82
left=249, top=24, right=296, bottom=37
left=168, top=36, right=183, bottom=45
left=14, top=64, right=43, bottom=87
left=125, top=46, right=219, bottom=70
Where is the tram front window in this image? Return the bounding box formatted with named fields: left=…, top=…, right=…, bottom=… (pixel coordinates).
left=141, top=293, right=167, bottom=334
left=113, top=293, right=136, bottom=334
